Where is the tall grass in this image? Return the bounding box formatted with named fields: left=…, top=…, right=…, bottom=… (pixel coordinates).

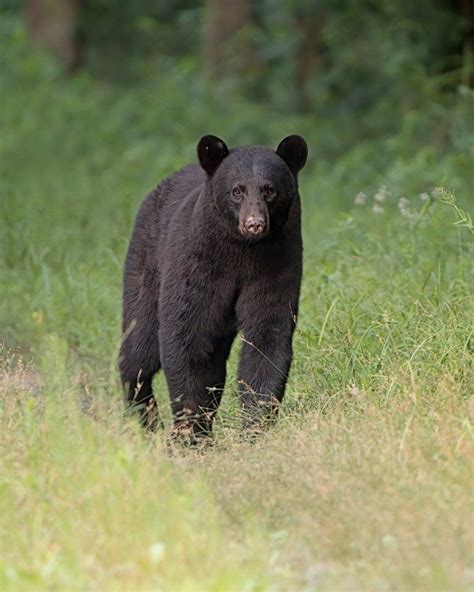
left=1, top=21, right=473, bottom=591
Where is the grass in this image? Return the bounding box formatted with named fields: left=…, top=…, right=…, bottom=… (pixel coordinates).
left=1, top=23, right=474, bottom=591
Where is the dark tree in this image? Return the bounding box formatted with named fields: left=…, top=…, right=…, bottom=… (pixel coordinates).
left=203, top=0, right=257, bottom=86
left=25, top=0, right=83, bottom=73
left=294, top=6, right=326, bottom=112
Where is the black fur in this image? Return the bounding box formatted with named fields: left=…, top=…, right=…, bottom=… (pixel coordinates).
left=119, top=135, right=308, bottom=440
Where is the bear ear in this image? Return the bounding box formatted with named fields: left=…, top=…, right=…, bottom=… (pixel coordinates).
left=276, top=135, right=308, bottom=175
left=197, top=135, right=229, bottom=176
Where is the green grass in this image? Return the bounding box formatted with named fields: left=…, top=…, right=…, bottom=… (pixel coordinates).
left=1, top=24, right=474, bottom=591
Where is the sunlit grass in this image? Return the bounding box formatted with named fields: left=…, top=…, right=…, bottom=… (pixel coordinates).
left=1, top=27, right=473, bottom=590
left=1, top=334, right=472, bottom=591
left=1, top=192, right=472, bottom=590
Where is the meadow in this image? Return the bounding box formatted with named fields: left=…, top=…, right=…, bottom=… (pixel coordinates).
left=1, top=23, right=474, bottom=591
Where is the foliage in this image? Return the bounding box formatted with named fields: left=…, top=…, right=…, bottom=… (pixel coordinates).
left=79, top=0, right=202, bottom=81
left=1, top=12, right=473, bottom=592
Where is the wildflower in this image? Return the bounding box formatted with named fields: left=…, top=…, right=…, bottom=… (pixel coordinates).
left=374, top=185, right=390, bottom=203
left=398, top=197, right=419, bottom=221
left=372, top=203, right=384, bottom=214
left=354, top=192, right=367, bottom=206
left=431, top=187, right=442, bottom=199
left=398, top=197, right=409, bottom=215
left=419, top=192, right=429, bottom=202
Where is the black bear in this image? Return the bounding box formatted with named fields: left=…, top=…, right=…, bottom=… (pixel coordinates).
left=119, top=134, right=307, bottom=440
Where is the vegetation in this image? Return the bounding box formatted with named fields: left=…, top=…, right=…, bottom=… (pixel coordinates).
left=1, top=4, right=473, bottom=591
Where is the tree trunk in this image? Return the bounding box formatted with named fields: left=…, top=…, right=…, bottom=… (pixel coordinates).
left=203, top=0, right=256, bottom=86
left=461, top=0, right=474, bottom=86
left=25, top=0, right=83, bottom=73
left=295, top=9, right=325, bottom=112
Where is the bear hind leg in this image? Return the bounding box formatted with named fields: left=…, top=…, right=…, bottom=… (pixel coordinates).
left=119, top=330, right=163, bottom=432
left=124, top=371, right=163, bottom=432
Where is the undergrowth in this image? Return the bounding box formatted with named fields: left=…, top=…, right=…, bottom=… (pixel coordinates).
left=1, top=20, right=473, bottom=592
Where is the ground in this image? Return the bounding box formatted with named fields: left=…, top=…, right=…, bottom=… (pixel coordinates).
left=1, top=30, right=473, bottom=591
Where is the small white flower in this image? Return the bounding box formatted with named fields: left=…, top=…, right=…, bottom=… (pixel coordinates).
left=431, top=187, right=442, bottom=199
left=398, top=197, right=409, bottom=211
left=374, top=185, right=390, bottom=203
left=419, top=192, right=429, bottom=202
left=354, top=192, right=367, bottom=206
left=372, top=203, right=384, bottom=214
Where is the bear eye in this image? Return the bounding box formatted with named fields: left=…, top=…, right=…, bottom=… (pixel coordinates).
left=232, top=186, right=243, bottom=200
left=263, top=186, right=275, bottom=202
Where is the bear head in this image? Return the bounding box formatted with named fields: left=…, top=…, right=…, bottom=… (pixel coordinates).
left=197, top=135, right=307, bottom=241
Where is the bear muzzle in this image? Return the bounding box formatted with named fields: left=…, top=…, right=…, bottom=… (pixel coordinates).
left=238, top=196, right=270, bottom=239
left=245, top=217, right=266, bottom=235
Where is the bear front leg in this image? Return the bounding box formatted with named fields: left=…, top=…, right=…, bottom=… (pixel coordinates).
left=165, top=364, right=225, bottom=444
left=236, top=288, right=298, bottom=431
left=161, top=333, right=234, bottom=444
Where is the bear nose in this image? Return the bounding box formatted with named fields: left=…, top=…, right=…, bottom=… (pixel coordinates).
left=245, top=217, right=266, bottom=234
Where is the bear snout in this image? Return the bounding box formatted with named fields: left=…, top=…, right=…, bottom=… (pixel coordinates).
left=239, top=213, right=269, bottom=239
left=244, top=216, right=266, bottom=236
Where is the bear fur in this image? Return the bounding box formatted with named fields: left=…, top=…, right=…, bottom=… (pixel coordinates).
left=119, top=134, right=308, bottom=439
